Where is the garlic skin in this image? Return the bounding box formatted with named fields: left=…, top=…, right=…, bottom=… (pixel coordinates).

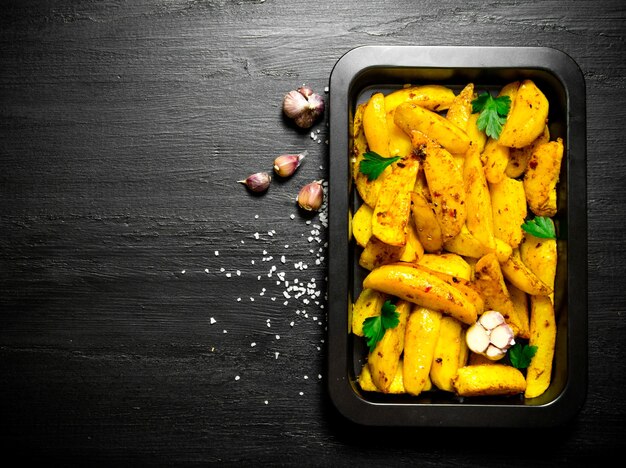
left=273, top=151, right=307, bottom=178
left=465, top=311, right=515, bottom=361
left=238, top=172, right=271, bottom=193
left=297, top=180, right=324, bottom=211
left=282, top=86, right=325, bottom=129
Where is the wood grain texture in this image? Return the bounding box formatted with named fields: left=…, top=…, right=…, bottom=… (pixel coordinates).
left=1, top=0, right=624, bottom=464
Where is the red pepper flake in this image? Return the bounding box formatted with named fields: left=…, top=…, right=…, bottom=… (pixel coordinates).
left=529, top=159, right=538, bottom=170
left=424, top=285, right=432, bottom=293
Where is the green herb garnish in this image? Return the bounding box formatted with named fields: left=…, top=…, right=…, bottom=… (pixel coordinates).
left=508, top=343, right=538, bottom=369
left=471, top=92, right=512, bottom=140
left=521, top=216, right=556, bottom=239
left=359, top=151, right=401, bottom=181
left=362, top=300, right=400, bottom=352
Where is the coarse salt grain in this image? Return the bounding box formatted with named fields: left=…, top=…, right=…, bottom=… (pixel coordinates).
left=235, top=375, right=240, bottom=381
left=210, top=317, right=216, bottom=324
left=215, top=251, right=219, bottom=256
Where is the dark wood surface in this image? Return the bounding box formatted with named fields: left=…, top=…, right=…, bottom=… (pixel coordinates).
left=1, top=0, right=624, bottom=464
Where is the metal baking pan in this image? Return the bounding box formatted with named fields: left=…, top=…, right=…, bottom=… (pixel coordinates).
left=327, top=46, right=587, bottom=427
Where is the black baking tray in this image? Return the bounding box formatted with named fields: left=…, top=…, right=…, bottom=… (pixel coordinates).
left=327, top=46, right=587, bottom=427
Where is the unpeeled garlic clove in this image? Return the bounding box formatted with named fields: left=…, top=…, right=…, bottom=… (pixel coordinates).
left=238, top=172, right=271, bottom=193
left=274, top=151, right=307, bottom=178
left=297, top=180, right=324, bottom=211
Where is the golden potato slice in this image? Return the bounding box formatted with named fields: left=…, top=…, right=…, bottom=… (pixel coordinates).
left=466, top=112, right=487, bottom=154
left=453, top=364, right=526, bottom=397
left=418, top=136, right=467, bottom=240
left=524, top=138, right=564, bottom=217
left=352, top=288, right=387, bottom=337
left=352, top=102, right=386, bottom=207
left=368, top=300, right=411, bottom=392
left=403, top=307, right=442, bottom=395
left=359, top=360, right=406, bottom=394
left=359, top=237, right=404, bottom=271
left=418, top=253, right=472, bottom=281
left=525, top=295, right=556, bottom=398
left=410, top=191, right=444, bottom=253
left=362, top=92, right=390, bottom=157
left=372, top=154, right=420, bottom=246
left=352, top=203, right=373, bottom=247
left=394, top=101, right=471, bottom=155
left=499, top=79, right=549, bottom=148
left=500, top=248, right=553, bottom=296
left=506, top=125, right=550, bottom=178
left=519, top=233, right=557, bottom=302
left=490, top=176, right=527, bottom=248
left=446, top=83, right=474, bottom=132
left=384, top=84, right=456, bottom=113
left=464, top=147, right=497, bottom=251
left=508, top=282, right=530, bottom=339
left=363, top=262, right=478, bottom=325
left=430, top=316, right=464, bottom=392
left=481, top=137, right=510, bottom=185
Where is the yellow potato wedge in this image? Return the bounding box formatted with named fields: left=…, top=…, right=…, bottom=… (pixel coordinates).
left=362, top=262, right=478, bottom=325
left=401, top=219, right=425, bottom=263
left=519, top=233, right=557, bottom=302
left=372, top=154, right=420, bottom=246
left=352, top=203, right=373, bottom=247
left=430, top=316, right=464, bottom=392
left=352, top=288, right=387, bottom=337
left=418, top=253, right=472, bottom=281
left=466, top=112, right=487, bottom=154
left=444, top=224, right=491, bottom=259
left=494, top=238, right=513, bottom=263
left=490, top=176, right=527, bottom=248
left=386, top=110, right=413, bottom=157
left=368, top=300, right=411, bottom=392
left=384, top=84, right=456, bottom=113
left=410, top=191, right=444, bottom=253
left=508, top=282, right=530, bottom=339
left=524, top=138, right=564, bottom=217
left=352, top=103, right=386, bottom=208
left=446, top=83, right=474, bottom=131
left=481, top=137, right=510, bottom=185
left=468, top=352, right=496, bottom=366
left=464, top=147, right=497, bottom=251
left=359, top=360, right=406, bottom=394
left=403, top=307, right=442, bottom=395
left=458, top=328, right=469, bottom=368
left=453, top=364, right=526, bottom=397
left=362, top=92, right=390, bottom=157
left=506, top=125, right=550, bottom=178
left=394, top=101, right=471, bottom=155
left=525, top=295, right=556, bottom=398
left=359, top=237, right=404, bottom=271
left=500, top=248, right=553, bottom=296
left=423, top=268, right=485, bottom=316
left=499, top=79, right=549, bottom=148
left=417, top=136, right=467, bottom=240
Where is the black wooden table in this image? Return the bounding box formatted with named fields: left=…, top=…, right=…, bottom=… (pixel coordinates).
left=1, top=0, right=624, bottom=464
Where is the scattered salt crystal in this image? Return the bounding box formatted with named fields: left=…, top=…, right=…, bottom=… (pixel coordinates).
left=324, top=86, right=329, bottom=92
left=204, top=268, right=209, bottom=273
left=275, top=335, right=280, bottom=340
left=299, top=391, right=304, bottom=396
left=210, top=317, right=216, bottom=324
left=275, top=352, right=279, bottom=359
left=220, top=267, right=225, bottom=272
left=264, top=400, right=268, bottom=405
left=254, top=232, right=260, bottom=239
left=290, top=321, right=294, bottom=327
left=281, top=255, right=286, bottom=263
left=223, top=330, right=228, bottom=334
left=251, top=342, right=256, bottom=347
left=304, top=375, right=308, bottom=380
left=181, top=270, right=186, bottom=274
left=255, top=214, right=259, bottom=219
left=235, top=375, right=240, bottom=381
left=226, top=272, right=231, bottom=278
left=318, top=374, right=322, bottom=379
left=237, top=297, right=241, bottom=302
left=215, top=251, right=219, bottom=256
left=290, top=214, right=295, bottom=219
left=250, top=297, right=254, bottom=301
left=236, top=270, right=241, bottom=276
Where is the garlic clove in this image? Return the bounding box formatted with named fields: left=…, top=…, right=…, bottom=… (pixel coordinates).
left=238, top=172, right=271, bottom=193
left=283, top=90, right=309, bottom=119
left=273, top=151, right=307, bottom=178
left=479, top=310, right=506, bottom=330
left=489, top=323, right=515, bottom=350
left=297, top=86, right=314, bottom=98
left=466, top=322, right=491, bottom=354
left=297, top=180, right=324, bottom=211
left=485, top=344, right=507, bottom=360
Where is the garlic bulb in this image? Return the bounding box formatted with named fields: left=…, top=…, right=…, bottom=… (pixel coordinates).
left=465, top=310, right=515, bottom=361
left=283, top=86, right=325, bottom=129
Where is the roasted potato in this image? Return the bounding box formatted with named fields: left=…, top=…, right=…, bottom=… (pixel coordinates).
left=490, top=176, right=527, bottom=248
left=352, top=288, right=387, bottom=337
left=499, top=79, right=549, bottom=148
left=524, top=138, right=564, bottom=217
left=352, top=203, right=373, bottom=247
left=362, top=92, right=390, bottom=157
left=453, top=364, right=526, bottom=397
left=525, top=295, right=556, bottom=398
left=430, top=316, right=465, bottom=392
left=403, top=307, right=442, bottom=395
left=410, top=191, right=444, bottom=253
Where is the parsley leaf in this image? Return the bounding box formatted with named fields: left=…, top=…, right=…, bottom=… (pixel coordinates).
left=359, top=151, right=401, bottom=181
left=521, top=216, right=556, bottom=239
left=508, top=343, right=538, bottom=369
left=362, top=300, right=400, bottom=352
left=471, top=92, right=511, bottom=140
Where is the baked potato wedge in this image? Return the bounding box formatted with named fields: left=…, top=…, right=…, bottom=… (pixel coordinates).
left=499, top=79, right=549, bottom=148
left=524, top=138, right=564, bottom=217
left=453, top=364, right=526, bottom=397
left=362, top=92, right=390, bottom=157
left=351, top=203, right=373, bottom=247
left=464, top=147, right=497, bottom=251
left=368, top=300, right=411, bottom=392
left=410, top=191, right=444, bottom=253
left=500, top=248, right=553, bottom=296
left=352, top=103, right=386, bottom=207
left=490, top=176, right=527, bottom=248
left=506, top=125, right=550, bottom=178
left=519, top=233, right=557, bottom=302
left=430, top=316, right=466, bottom=392
left=525, top=295, right=556, bottom=398
left=352, top=288, right=387, bottom=337
left=362, top=262, right=478, bottom=325
left=445, top=83, right=474, bottom=132
left=403, top=306, right=442, bottom=395
left=359, top=360, right=406, bottom=394
left=394, top=101, right=471, bottom=155
left=481, top=137, right=510, bottom=184
left=384, top=84, right=456, bottom=113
